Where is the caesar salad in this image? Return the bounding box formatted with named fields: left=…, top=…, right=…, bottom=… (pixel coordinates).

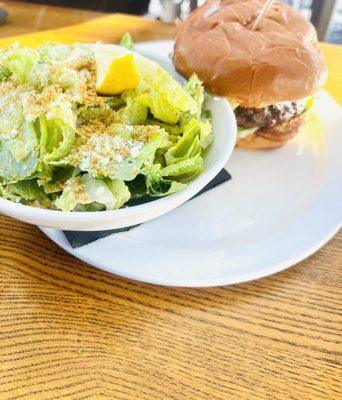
left=0, top=37, right=212, bottom=212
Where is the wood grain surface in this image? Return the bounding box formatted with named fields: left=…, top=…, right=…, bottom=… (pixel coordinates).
left=0, top=2, right=341, bottom=399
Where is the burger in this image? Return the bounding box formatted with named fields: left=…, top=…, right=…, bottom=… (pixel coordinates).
left=173, top=0, right=327, bottom=150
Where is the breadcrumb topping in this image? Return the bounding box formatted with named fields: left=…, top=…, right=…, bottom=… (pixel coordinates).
left=67, top=132, right=145, bottom=177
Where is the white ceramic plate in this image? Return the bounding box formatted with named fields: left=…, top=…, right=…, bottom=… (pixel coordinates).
left=0, top=45, right=236, bottom=231
left=41, top=40, right=342, bottom=287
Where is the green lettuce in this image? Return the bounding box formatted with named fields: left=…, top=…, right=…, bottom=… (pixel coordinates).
left=7, top=120, right=38, bottom=161
left=183, top=75, right=204, bottom=118
left=162, top=154, right=203, bottom=179
left=7, top=179, right=46, bottom=200
left=105, top=178, right=131, bottom=208
left=0, top=65, right=11, bottom=83
left=120, top=33, right=135, bottom=51
left=134, top=55, right=198, bottom=124
left=117, top=91, right=148, bottom=125
left=54, top=173, right=130, bottom=211
left=5, top=46, right=39, bottom=84
left=0, top=139, right=38, bottom=182
left=165, top=119, right=201, bottom=165
left=0, top=179, right=51, bottom=207
left=39, top=166, right=77, bottom=194
left=237, top=126, right=258, bottom=139
left=142, top=163, right=186, bottom=197
left=39, top=116, right=75, bottom=163
left=64, top=124, right=166, bottom=181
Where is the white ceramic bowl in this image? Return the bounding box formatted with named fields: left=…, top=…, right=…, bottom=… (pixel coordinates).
left=0, top=50, right=237, bottom=231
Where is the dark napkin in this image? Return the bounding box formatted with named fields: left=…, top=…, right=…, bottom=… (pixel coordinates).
left=64, top=169, right=231, bottom=248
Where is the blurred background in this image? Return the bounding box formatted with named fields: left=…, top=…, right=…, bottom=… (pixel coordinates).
left=2, top=0, right=342, bottom=43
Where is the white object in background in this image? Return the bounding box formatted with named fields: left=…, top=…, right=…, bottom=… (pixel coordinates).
left=158, top=0, right=183, bottom=22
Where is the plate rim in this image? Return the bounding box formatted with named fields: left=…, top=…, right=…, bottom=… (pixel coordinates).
left=40, top=222, right=341, bottom=287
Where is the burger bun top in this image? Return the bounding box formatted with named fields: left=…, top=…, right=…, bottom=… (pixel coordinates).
left=173, top=0, right=327, bottom=107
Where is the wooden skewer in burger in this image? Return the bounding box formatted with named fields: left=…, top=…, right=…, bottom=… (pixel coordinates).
left=251, top=0, right=275, bottom=31
left=173, top=0, right=327, bottom=150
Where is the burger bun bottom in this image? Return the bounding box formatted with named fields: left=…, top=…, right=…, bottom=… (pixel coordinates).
left=236, top=114, right=306, bottom=150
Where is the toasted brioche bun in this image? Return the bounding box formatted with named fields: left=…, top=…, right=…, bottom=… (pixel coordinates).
left=173, top=0, right=327, bottom=108
left=236, top=114, right=306, bottom=150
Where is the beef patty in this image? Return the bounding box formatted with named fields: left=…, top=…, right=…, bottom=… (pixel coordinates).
left=235, top=100, right=307, bottom=129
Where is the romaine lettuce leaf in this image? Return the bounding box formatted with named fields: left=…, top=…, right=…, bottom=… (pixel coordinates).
left=4, top=46, right=39, bottom=84
left=162, top=153, right=203, bottom=178
left=0, top=88, right=24, bottom=140
left=54, top=173, right=117, bottom=211
left=0, top=139, right=38, bottom=182
left=0, top=185, right=51, bottom=206
left=0, top=180, right=50, bottom=206
left=237, top=126, right=258, bottom=139
left=183, top=74, right=204, bottom=118
left=105, top=178, right=130, bottom=208
left=40, top=116, right=75, bottom=163
left=147, top=178, right=186, bottom=197
left=77, top=103, right=116, bottom=127
left=7, top=179, right=46, bottom=200
left=0, top=65, right=11, bottom=83
left=54, top=173, right=131, bottom=211
left=7, top=120, right=38, bottom=161
left=142, top=163, right=186, bottom=197
left=165, top=119, right=201, bottom=165
left=120, top=33, right=135, bottom=51
left=199, top=119, right=213, bottom=149
left=134, top=55, right=197, bottom=124
left=147, top=119, right=183, bottom=137
left=39, top=166, right=77, bottom=194
left=64, top=124, right=166, bottom=181
left=117, top=91, right=148, bottom=125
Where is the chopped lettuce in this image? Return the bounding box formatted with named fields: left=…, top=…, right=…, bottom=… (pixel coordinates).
left=0, top=88, right=25, bottom=140
left=237, top=126, right=258, bottom=139
left=54, top=174, right=114, bottom=211
left=7, top=120, right=38, bottom=161
left=199, top=119, right=213, bottom=149
left=0, top=139, right=38, bottom=182
left=162, top=154, right=203, bottom=179
left=54, top=173, right=130, bottom=211
left=120, top=33, right=135, bottom=51
left=0, top=65, right=11, bottom=83
left=1, top=179, right=51, bottom=207
left=7, top=179, right=45, bottom=200
left=142, top=163, right=186, bottom=197
left=105, top=178, right=131, bottom=208
left=184, top=75, right=204, bottom=118
left=147, top=178, right=186, bottom=197
left=39, top=166, right=77, bottom=194
left=5, top=46, right=40, bottom=84
left=165, top=119, right=202, bottom=165
left=63, top=124, right=167, bottom=182
left=134, top=56, right=198, bottom=124
left=117, top=91, right=148, bottom=125
left=40, top=117, right=75, bottom=163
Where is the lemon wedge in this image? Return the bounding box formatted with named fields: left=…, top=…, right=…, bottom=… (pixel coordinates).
left=95, top=52, right=139, bottom=95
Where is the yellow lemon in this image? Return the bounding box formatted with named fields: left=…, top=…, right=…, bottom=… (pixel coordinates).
left=95, top=52, right=139, bottom=95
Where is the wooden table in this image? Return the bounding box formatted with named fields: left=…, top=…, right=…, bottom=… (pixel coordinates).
left=0, top=2, right=341, bottom=399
